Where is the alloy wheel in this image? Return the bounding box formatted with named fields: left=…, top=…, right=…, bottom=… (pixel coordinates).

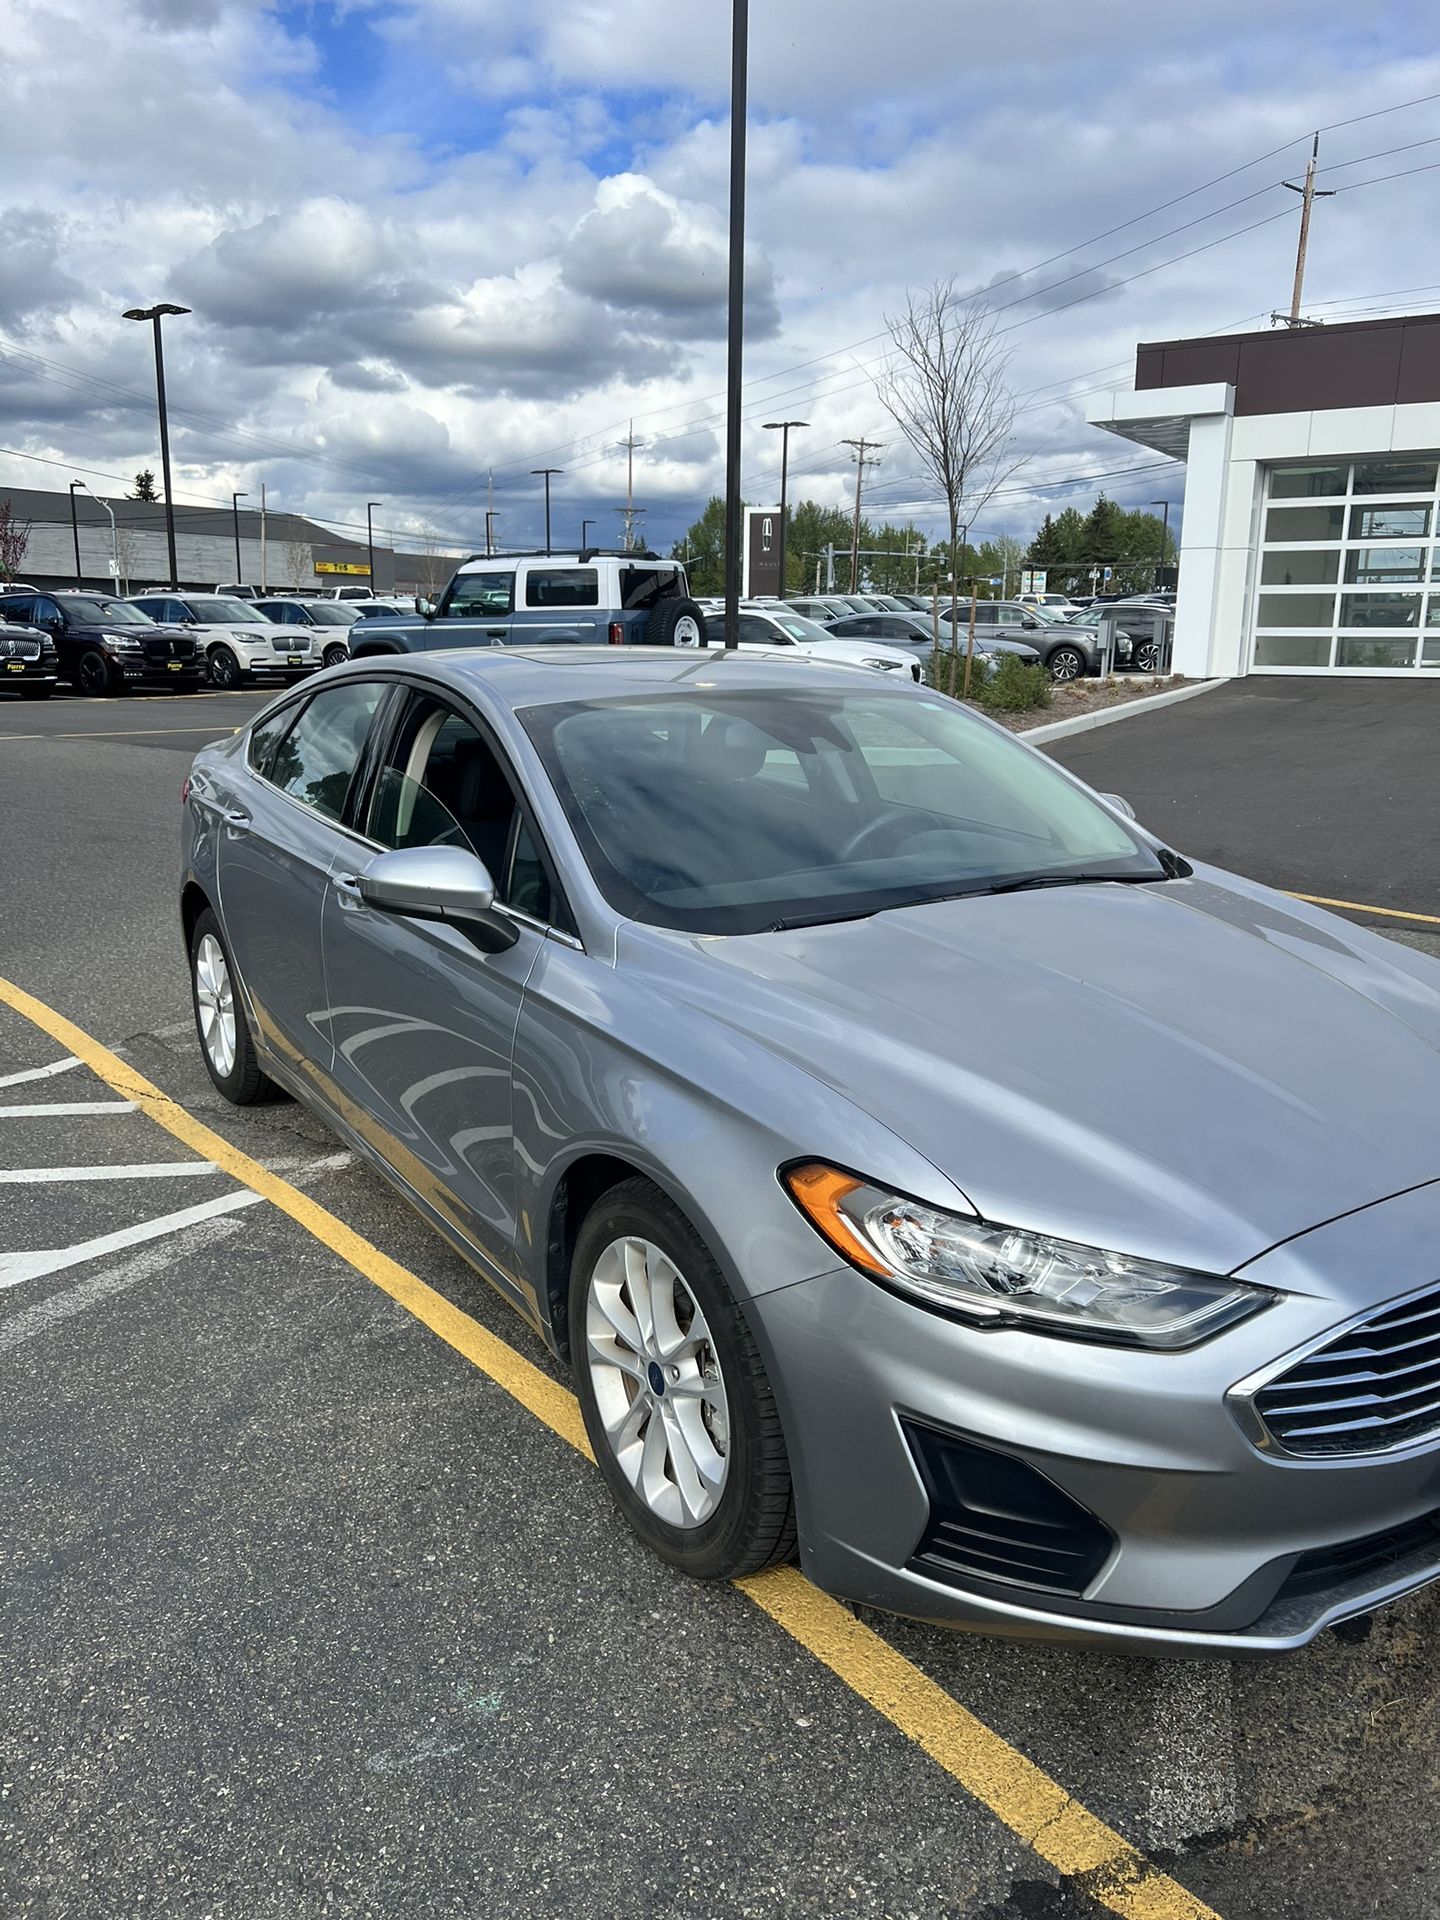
left=76, top=650, right=111, bottom=695
left=1049, top=647, right=1084, bottom=683
left=585, top=1235, right=730, bottom=1527
left=209, top=646, right=241, bottom=689
left=323, top=644, right=349, bottom=670
left=194, top=933, right=237, bottom=1079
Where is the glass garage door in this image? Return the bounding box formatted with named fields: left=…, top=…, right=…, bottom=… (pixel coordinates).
left=1251, top=455, right=1440, bottom=671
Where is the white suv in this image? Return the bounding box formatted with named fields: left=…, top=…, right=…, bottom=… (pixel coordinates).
left=128, top=593, right=320, bottom=688
left=697, top=601, right=922, bottom=681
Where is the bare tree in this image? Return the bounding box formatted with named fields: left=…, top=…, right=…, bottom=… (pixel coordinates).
left=284, top=536, right=312, bottom=589
left=113, top=524, right=142, bottom=595
left=878, top=281, right=1024, bottom=694
left=0, top=501, right=32, bottom=583
left=415, top=524, right=450, bottom=597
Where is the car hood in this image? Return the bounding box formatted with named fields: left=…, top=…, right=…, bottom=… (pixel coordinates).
left=197, top=622, right=312, bottom=642
left=622, top=871, right=1440, bottom=1289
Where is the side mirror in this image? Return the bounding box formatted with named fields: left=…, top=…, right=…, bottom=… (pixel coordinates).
left=354, top=846, right=517, bottom=947
left=1100, top=793, right=1136, bottom=820
left=415, top=596, right=436, bottom=618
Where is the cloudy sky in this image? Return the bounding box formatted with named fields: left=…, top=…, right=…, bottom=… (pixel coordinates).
left=1, top=0, right=1437, bottom=559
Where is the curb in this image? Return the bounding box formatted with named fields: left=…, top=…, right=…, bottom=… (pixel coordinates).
left=1020, top=677, right=1229, bottom=746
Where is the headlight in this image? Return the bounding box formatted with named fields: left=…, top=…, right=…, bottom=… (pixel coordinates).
left=783, top=1164, right=1271, bottom=1349
left=861, top=656, right=901, bottom=671
left=103, top=631, right=143, bottom=652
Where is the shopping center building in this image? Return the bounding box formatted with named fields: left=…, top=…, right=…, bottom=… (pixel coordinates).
left=1087, top=310, right=1440, bottom=679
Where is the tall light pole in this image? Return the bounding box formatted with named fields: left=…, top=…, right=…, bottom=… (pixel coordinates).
left=531, top=470, right=562, bottom=555
left=721, top=0, right=748, bottom=648
left=366, top=502, right=381, bottom=590
left=121, top=303, right=189, bottom=587
left=68, top=481, right=83, bottom=582
left=581, top=518, right=596, bottom=553
left=231, top=492, right=248, bottom=586
left=1150, top=499, right=1171, bottom=588
left=762, top=420, right=807, bottom=600
left=75, top=481, right=118, bottom=591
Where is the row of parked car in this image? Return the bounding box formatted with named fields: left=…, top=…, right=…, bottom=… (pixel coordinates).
left=0, top=587, right=408, bottom=697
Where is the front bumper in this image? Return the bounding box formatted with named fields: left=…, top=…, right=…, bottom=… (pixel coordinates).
left=750, top=1258, right=1440, bottom=1655
left=1, top=661, right=58, bottom=688
left=115, top=657, right=207, bottom=686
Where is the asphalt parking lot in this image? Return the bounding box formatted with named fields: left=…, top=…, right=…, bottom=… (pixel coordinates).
left=4, top=680, right=1440, bottom=1920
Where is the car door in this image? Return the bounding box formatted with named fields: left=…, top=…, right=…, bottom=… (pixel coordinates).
left=430, top=568, right=516, bottom=647
left=215, top=678, right=392, bottom=1098
left=319, top=685, right=563, bottom=1299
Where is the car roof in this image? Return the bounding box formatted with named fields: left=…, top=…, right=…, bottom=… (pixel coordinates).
left=363, top=644, right=917, bottom=708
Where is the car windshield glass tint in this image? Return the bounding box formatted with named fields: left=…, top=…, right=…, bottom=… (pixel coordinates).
left=191, top=598, right=265, bottom=623
left=521, top=689, right=1161, bottom=935
left=65, top=598, right=153, bottom=624
left=306, top=604, right=360, bottom=625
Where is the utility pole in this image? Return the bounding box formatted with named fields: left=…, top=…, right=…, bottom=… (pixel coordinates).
left=618, top=420, right=645, bottom=549
left=259, top=482, right=268, bottom=592
left=1281, top=134, right=1335, bottom=326
left=615, top=506, right=645, bottom=549
left=68, top=481, right=83, bottom=582
left=366, top=502, right=381, bottom=590
left=841, top=437, right=881, bottom=592
left=722, top=0, right=749, bottom=650
left=231, top=492, right=248, bottom=586
left=485, top=509, right=499, bottom=556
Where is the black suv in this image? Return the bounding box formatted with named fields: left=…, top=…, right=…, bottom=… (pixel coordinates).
left=0, top=614, right=61, bottom=698
left=0, top=591, right=205, bottom=695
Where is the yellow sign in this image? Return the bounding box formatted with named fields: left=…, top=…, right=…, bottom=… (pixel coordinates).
left=315, top=561, right=371, bottom=576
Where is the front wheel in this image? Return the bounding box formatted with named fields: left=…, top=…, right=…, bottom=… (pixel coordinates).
left=570, top=1178, right=795, bottom=1580
left=189, top=908, right=284, bottom=1105
left=1133, top=641, right=1158, bottom=673
left=208, top=645, right=244, bottom=690
left=75, top=649, right=115, bottom=696
left=322, top=643, right=349, bottom=670
left=1047, top=645, right=1086, bottom=683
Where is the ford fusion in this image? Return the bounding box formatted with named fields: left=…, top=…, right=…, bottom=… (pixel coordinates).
left=180, top=649, right=1440, bottom=1652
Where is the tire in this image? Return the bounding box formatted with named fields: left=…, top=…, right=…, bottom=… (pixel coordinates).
left=1133, top=641, right=1158, bottom=673
left=208, top=644, right=244, bottom=690
left=75, top=648, right=115, bottom=696
left=322, top=643, right=350, bottom=670
left=1046, top=644, right=1086, bottom=684
left=19, top=685, right=53, bottom=700
left=569, top=1177, right=795, bottom=1580
left=646, top=598, right=708, bottom=649
left=189, top=908, right=284, bottom=1105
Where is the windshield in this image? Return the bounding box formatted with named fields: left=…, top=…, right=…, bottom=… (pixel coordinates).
left=309, top=603, right=361, bottom=625
left=522, top=688, right=1166, bottom=935
left=62, top=598, right=154, bottom=624
left=773, top=614, right=833, bottom=643
left=189, top=598, right=266, bottom=624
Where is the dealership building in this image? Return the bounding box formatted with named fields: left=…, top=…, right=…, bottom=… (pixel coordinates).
left=1087, top=310, right=1440, bottom=679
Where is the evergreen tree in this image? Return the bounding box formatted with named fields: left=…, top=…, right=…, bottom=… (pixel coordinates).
left=129, top=469, right=158, bottom=502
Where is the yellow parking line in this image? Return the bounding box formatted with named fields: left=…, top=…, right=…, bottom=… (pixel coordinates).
left=1288, top=891, right=1440, bottom=927
left=0, top=974, right=1221, bottom=1920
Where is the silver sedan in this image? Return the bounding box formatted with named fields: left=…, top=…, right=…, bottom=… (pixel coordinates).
left=181, top=648, right=1440, bottom=1653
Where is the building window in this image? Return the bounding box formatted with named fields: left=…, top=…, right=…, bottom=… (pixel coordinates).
left=1251, top=455, right=1440, bottom=672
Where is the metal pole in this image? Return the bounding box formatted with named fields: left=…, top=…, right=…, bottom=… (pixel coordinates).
left=1150, top=499, right=1169, bottom=587
left=763, top=421, right=806, bottom=600
left=531, top=470, right=562, bottom=556
left=151, top=316, right=180, bottom=587
left=485, top=510, right=498, bottom=556
left=260, top=483, right=267, bottom=592
left=68, top=482, right=82, bottom=582
left=231, top=492, right=247, bottom=584
left=581, top=519, right=595, bottom=553
left=366, top=502, right=381, bottom=589
left=722, top=0, right=748, bottom=649
left=841, top=437, right=879, bottom=592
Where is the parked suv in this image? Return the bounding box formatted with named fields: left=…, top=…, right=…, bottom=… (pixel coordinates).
left=0, top=612, right=61, bottom=698
left=252, top=598, right=362, bottom=670
left=346, top=551, right=706, bottom=658
left=939, top=600, right=1101, bottom=682
left=129, top=593, right=321, bottom=689
left=0, top=590, right=205, bottom=695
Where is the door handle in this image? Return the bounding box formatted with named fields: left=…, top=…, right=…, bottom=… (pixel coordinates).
left=221, top=807, right=251, bottom=832
left=485, top=628, right=507, bottom=639
left=332, top=872, right=365, bottom=906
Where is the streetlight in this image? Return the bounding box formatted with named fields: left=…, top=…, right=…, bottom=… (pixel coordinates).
left=1150, top=499, right=1171, bottom=588
left=581, top=518, right=595, bottom=553
left=531, top=470, right=562, bottom=555
left=761, top=420, right=807, bottom=600
left=121, top=302, right=190, bottom=587
left=68, top=481, right=83, bottom=582
left=231, top=492, right=248, bottom=586
left=74, top=480, right=118, bottom=590
left=366, top=502, right=381, bottom=589
left=721, top=0, right=749, bottom=649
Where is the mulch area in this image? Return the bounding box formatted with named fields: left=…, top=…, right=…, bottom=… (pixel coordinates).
left=979, top=675, right=1189, bottom=733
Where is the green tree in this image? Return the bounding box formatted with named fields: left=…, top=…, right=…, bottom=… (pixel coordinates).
left=129, top=469, right=158, bottom=502
left=782, top=499, right=852, bottom=592
left=670, top=496, right=733, bottom=595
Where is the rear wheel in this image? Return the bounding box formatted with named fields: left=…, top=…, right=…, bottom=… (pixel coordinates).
left=1047, top=644, right=1086, bottom=683
left=208, top=644, right=244, bottom=690
left=75, top=649, right=115, bottom=696
left=647, top=598, right=708, bottom=649
left=570, top=1177, right=795, bottom=1580
left=189, top=908, right=283, bottom=1104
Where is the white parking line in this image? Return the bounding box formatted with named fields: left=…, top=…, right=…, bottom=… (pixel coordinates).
left=0, top=1214, right=246, bottom=1356
left=0, top=1190, right=263, bottom=1290
left=0, top=1161, right=219, bottom=1184
left=0, top=1056, right=82, bottom=1088
left=0, top=1101, right=136, bottom=1118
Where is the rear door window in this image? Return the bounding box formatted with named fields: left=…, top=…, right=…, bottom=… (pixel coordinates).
left=525, top=568, right=598, bottom=609
left=620, top=566, right=680, bottom=611
left=267, top=682, right=386, bottom=822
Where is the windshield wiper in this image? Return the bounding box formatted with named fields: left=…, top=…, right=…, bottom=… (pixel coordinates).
left=981, top=871, right=1167, bottom=897
left=764, top=904, right=883, bottom=932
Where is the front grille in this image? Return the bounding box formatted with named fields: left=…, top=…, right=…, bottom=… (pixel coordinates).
left=1274, top=1509, right=1440, bottom=1604
left=1255, top=1286, right=1440, bottom=1456
left=0, top=633, right=40, bottom=660
left=272, top=635, right=312, bottom=654
left=903, top=1422, right=1114, bottom=1597
left=143, top=634, right=197, bottom=664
